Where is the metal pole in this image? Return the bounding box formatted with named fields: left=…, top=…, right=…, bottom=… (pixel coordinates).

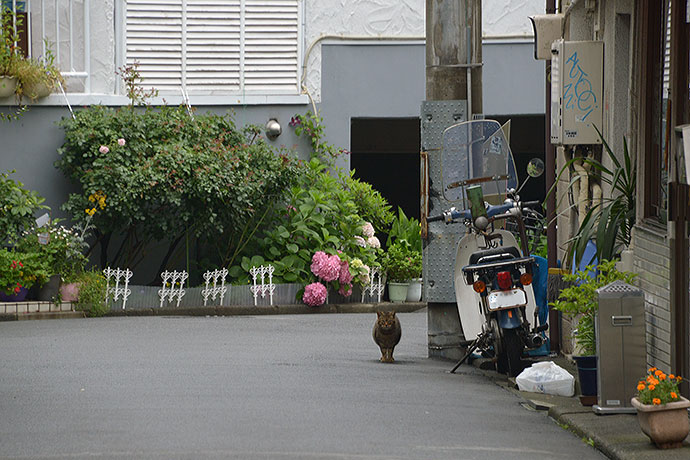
left=545, top=0, right=560, bottom=353
left=425, top=0, right=482, bottom=360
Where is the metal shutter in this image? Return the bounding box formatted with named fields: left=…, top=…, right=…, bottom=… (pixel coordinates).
left=125, top=0, right=299, bottom=94
left=126, top=0, right=183, bottom=90
left=244, top=0, right=299, bottom=92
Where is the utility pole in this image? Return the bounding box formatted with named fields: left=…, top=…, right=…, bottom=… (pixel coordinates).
left=423, top=0, right=482, bottom=360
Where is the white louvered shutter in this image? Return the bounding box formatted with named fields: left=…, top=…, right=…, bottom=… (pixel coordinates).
left=125, top=0, right=300, bottom=94
left=126, top=0, right=183, bottom=90
left=244, top=0, right=300, bottom=93
left=186, top=0, right=241, bottom=92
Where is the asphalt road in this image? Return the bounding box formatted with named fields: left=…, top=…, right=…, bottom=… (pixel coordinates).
left=0, top=311, right=605, bottom=460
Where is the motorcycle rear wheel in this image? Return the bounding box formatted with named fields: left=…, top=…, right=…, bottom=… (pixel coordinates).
left=496, top=328, right=523, bottom=377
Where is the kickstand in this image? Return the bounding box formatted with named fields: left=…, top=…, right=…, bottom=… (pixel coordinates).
left=448, top=338, right=480, bottom=374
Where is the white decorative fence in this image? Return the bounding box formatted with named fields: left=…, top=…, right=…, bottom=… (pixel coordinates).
left=249, top=265, right=276, bottom=306
left=361, top=267, right=384, bottom=303
left=158, top=270, right=188, bottom=308
left=103, top=267, right=132, bottom=309
left=202, top=268, right=228, bottom=306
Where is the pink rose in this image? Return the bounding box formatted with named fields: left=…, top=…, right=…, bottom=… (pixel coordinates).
left=117, top=138, right=126, bottom=146
left=99, top=145, right=109, bottom=154
left=303, top=282, right=328, bottom=306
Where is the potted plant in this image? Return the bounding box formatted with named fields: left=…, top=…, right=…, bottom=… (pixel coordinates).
left=72, top=269, right=108, bottom=317
left=550, top=260, right=636, bottom=402
left=0, top=248, right=49, bottom=301
left=386, top=208, right=423, bottom=301
left=381, top=242, right=417, bottom=303
left=0, top=170, right=48, bottom=246
left=632, top=368, right=689, bottom=449
left=0, top=6, right=21, bottom=98
left=14, top=42, right=63, bottom=100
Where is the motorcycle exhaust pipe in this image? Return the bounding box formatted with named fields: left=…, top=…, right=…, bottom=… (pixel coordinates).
left=527, top=333, right=544, bottom=348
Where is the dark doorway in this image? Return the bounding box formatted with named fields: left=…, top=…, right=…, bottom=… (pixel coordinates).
left=485, top=115, right=547, bottom=203
left=350, top=118, right=421, bottom=224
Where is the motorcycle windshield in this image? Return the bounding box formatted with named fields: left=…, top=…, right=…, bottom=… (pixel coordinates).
left=441, top=120, right=518, bottom=202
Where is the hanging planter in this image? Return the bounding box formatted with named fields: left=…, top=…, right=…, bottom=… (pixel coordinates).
left=0, top=75, right=17, bottom=98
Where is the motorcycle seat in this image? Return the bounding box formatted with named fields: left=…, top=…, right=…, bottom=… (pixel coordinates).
left=468, top=246, right=522, bottom=265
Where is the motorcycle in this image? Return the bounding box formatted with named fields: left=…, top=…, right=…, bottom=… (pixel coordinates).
left=426, top=120, right=547, bottom=377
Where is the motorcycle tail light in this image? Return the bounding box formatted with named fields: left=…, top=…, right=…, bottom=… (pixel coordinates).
left=520, top=273, right=533, bottom=286
left=497, top=271, right=512, bottom=290
left=473, top=280, right=486, bottom=293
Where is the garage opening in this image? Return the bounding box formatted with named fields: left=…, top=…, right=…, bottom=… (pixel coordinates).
left=350, top=118, right=421, bottom=229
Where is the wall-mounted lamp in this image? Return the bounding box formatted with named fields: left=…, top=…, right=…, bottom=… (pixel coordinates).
left=265, top=118, right=282, bottom=140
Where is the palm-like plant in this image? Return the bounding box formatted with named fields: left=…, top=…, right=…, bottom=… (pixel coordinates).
left=551, top=126, right=636, bottom=267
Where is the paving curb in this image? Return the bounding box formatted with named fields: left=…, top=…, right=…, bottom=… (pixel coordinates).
left=0, top=311, right=86, bottom=321
left=103, top=302, right=427, bottom=317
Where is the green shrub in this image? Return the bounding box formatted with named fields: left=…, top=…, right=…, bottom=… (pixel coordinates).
left=229, top=158, right=380, bottom=284
left=386, top=207, right=422, bottom=252
left=74, top=270, right=108, bottom=317
left=381, top=242, right=422, bottom=282
left=0, top=170, right=48, bottom=244
left=56, top=105, right=301, bottom=276
left=550, top=260, right=636, bottom=356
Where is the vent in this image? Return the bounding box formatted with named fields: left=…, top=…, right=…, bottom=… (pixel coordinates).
left=598, top=280, right=641, bottom=295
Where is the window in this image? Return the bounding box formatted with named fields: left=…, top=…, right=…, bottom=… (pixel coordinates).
left=640, top=0, right=672, bottom=223
left=125, top=0, right=301, bottom=95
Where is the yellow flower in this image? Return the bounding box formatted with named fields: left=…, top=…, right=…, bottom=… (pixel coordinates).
left=637, top=383, right=646, bottom=391
left=88, top=194, right=95, bottom=202
left=671, top=392, right=678, bottom=399
left=652, top=398, right=661, bottom=405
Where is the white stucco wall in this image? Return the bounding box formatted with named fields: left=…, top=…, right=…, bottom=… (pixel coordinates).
left=304, top=0, right=425, bottom=103
left=483, top=0, right=544, bottom=38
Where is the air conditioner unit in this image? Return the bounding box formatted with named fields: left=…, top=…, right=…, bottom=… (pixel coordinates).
left=551, top=40, right=604, bottom=145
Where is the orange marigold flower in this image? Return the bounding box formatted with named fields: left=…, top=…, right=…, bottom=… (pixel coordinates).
left=669, top=374, right=675, bottom=380
left=637, top=383, right=646, bottom=391
left=649, top=367, right=657, bottom=373
left=654, top=370, right=663, bottom=377
left=652, top=398, right=661, bottom=405
left=671, top=392, right=678, bottom=399
left=659, top=374, right=666, bottom=381
left=648, top=384, right=656, bottom=391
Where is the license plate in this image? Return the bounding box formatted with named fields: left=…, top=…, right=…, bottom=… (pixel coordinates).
left=487, top=288, right=527, bottom=311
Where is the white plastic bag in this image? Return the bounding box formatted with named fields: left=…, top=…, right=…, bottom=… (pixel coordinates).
left=515, top=361, right=575, bottom=397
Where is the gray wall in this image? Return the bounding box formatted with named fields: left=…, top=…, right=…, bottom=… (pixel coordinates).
left=483, top=41, right=545, bottom=115
left=320, top=41, right=545, bottom=172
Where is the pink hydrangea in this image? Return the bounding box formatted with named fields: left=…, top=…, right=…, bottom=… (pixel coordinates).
left=303, top=282, right=328, bottom=306
left=354, top=235, right=366, bottom=247
left=117, top=138, right=126, bottom=146
left=99, top=145, right=109, bottom=154
left=310, top=251, right=341, bottom=282
left=366, top=236, right=381, bottom=249
left=362, top=222, right=375, bottom=238
left=339, top=260, right=353, bottom=285
left=338, top=283, right=353, bottom=297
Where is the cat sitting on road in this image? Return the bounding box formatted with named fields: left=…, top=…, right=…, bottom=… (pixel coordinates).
left=373, top=311, right=401, bottom=363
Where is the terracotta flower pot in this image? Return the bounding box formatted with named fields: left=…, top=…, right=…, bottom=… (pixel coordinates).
left=631, top=396, right=690, bottom=449
left=59, top=282, right=80, bottom=302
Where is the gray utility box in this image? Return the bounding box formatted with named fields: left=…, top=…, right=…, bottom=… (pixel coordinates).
left=593, top=280, right=646, bottom=415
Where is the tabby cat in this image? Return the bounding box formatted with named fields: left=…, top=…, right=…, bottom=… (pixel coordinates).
left=372, top=311, right=402, bottom=363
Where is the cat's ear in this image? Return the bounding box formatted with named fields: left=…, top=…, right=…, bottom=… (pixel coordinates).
left=377, top=311, right=383, bottom=318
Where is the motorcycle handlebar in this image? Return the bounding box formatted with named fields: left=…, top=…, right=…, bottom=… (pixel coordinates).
left=522, top=200, right=542, bottom=210
left=426, top=214, right=444, bottom=223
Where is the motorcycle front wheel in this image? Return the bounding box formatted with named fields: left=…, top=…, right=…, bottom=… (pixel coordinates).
left=496, top=328, right=523, bottom=377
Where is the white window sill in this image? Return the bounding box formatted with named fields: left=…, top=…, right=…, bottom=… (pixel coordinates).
left=0, top=93, right=311, bottom=107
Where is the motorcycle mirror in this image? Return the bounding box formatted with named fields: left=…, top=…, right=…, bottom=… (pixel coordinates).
left=526, top=158, right=545, bottom=178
